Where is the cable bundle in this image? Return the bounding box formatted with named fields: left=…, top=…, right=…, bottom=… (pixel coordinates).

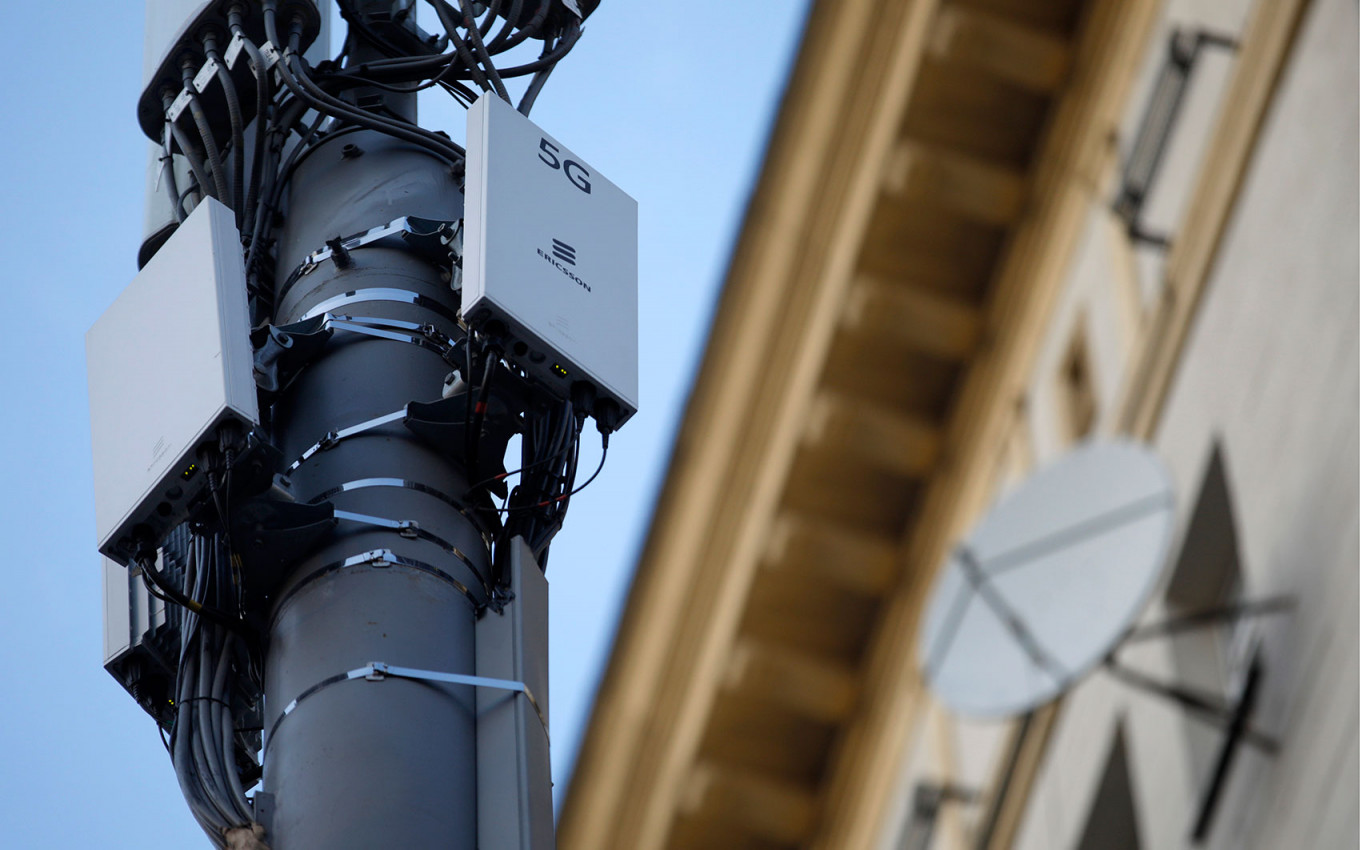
left=328, top=0, right=585, bottom=115
left=134, top=429, right=263, bottom=847
left=169, top=535, right=260, bottom=846
left=154, top=0, right=584, bottom=324
left=458, top=340, right=610, bottom=576
left=138, top=527, right=262, bottom=849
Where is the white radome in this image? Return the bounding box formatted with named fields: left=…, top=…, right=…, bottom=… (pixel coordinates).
left=919, top=441, right=1177, bottom=718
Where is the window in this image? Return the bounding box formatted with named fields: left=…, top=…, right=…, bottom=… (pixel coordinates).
left=1056, top=319, right=1098, bottom=443
left=1074, top=724, right=1143, bottom=850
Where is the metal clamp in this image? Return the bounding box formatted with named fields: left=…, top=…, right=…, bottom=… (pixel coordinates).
left=278, top=216, right=462, bottom=303
left=322, top=313, right=456, bottom=363
left=271, top=546, right=488, bottom=627
left=299, top=287, right=460, bottom=324
left=333, top=510, right=491, bottom=598
left=266, top=661, right=547, bottom=753
left=306, top=477, right=473, bottom=521
left=285, top=407, right=408, bottom=473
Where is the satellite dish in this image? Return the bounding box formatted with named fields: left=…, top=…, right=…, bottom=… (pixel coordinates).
left=919, top=441, right=1175, bottom=718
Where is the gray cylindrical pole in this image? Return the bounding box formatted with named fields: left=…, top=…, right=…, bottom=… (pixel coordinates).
left=259, top=5, right=482, bottom=846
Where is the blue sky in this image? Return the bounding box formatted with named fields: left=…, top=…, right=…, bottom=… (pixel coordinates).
left=0, top=2, right=805, bottom=845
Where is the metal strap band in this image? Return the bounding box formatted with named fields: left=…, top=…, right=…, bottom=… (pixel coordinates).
left=266, top=661, right=547, bottom=753
left=372, top=663, right=548, bottom=743
left=276, top=216, right=461, bottom=304
left=299, top=288, right=459, bottom=324
left=329, top=314, right=432, bottom=335
left=271, top=548, right=484, bottom=627
left=324, top=316, right=454, bottom=362
left=298, top=219, right=438, bottom=275
left=333, top=509, right=491, bottom=597
left=285, top=408, right=408, bottom=473
left=306, top=477, right=471, bottom=520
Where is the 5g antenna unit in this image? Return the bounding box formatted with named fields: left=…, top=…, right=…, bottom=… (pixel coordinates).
left=462, top=94, right=639, bottom=430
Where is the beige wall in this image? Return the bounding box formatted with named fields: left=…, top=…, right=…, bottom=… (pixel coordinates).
left=1018, top=0, right=1358, bottom=846
left=882, top=0, right=1357, bottom=846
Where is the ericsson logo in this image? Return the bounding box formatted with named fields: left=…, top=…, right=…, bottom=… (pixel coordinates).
left=552, top=238, right=576, bottom=265
left=537, top=237, right=591, bottom=293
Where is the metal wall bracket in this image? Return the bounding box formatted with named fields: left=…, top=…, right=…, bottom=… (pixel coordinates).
left=1113, top=27, right=1239, bottom=250
left=1103, top=655, right=1277, bottom=753
left=1105, top=594, right=1291, bottom=753
left=896, top=782, right=979, bottom=850
left=1122, top=596, right=1294, bottom=644
left=1107, top=597, right=1289, bottom=842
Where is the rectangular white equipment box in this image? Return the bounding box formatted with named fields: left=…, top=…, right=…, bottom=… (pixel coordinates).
left=87, top=197, right=258, bottom=565
left=103, top=556, right=167, bottom=667
left=463, top=95, right=638, bottom=426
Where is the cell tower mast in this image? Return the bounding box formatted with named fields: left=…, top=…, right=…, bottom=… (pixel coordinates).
left=88, top=2, right=632, bottom=848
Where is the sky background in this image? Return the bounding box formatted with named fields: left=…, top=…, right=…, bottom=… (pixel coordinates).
left=0, top=2, right=806, bottom=845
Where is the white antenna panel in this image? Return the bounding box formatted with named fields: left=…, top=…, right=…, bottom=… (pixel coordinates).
left=86, top=197, right=258, bottom=565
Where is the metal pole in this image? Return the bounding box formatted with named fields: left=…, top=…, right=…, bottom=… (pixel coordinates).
left=258, top=4, right=482, bottom=846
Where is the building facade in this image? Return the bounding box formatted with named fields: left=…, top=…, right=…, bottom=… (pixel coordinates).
left=562, top=0, right=1358, bottom=848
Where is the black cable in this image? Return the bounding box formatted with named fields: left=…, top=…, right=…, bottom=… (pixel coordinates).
left=467, top=348, right=498, bottom=476
left=317, top=65, right=478, bottom=105
left=462, top=337, right=477, bottom=477
left=360, top=17, right=578, bottom=82
left=517, top=58, right=553, bottom=114
left=163, top=91, right=215, bottom=208
left=140, top=552, right=251, bottom=637
left=475, top=0, right=503, bottom=37
left=487, top=0, right=551, bottom=52
left=458, top=0, right=510, bottom=100
left=336, top=0, right=409, bottom=58
left=180, top=62, right=231, bottom=202
left=429, top=0, right=494, bottom=94
left=271, top=3, right=462, bottom=161
left=159, top=146, right=187, bottom=222
left=484, top=24, right=579, bottom=78
left=484, top=0, right=522, bottom=50
left=204, top=33, right=245, bottom=225
left=248, top=103, right=322, bottom=302
left=178, top=182, right=202, bottom=212
left=493, top=420, right=606, bottom=515
left=176, top=695, right=234, bottom=710
left=466, top=451, right=560, bottom=493
left=288, top=31, right=466, bottom=161
left=264, top=1, right=466, bottom=164
left=516, top=18, right=572, bottom=116
left=341, top=50, right=451, bottom=75
left=155, top=110, right=188, bottom=222
left=227, top=12, right=272, bottom=241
